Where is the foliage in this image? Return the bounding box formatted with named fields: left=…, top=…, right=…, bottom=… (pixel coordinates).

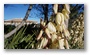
left=4, top=4, right=84, bottom=49
left=4, top=25, right=16, bottom=34
left=68, top=13, right=84, bottom=49
left=4, top=25, right=37, bottom=49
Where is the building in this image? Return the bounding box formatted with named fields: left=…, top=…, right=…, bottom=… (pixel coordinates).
left=4, top=18, right=37, bottom=26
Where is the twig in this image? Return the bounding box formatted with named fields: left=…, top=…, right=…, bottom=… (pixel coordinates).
left=4, top=5, right=32, bottom=39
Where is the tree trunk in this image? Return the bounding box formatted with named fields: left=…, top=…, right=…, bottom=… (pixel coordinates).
left=44, top=4, right=48, bottom=24
left=4, top=4, right=32, bottom=39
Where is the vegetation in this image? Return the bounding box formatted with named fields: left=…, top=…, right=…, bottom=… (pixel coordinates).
left=4, top=24, right=39, bottom=49
left=4, top=4, right=84, bottom=49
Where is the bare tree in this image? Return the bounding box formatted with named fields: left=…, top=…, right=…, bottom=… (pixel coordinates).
left=4, top=4, right=32, bottom=38
left=32, top=4, right=53, bottom=24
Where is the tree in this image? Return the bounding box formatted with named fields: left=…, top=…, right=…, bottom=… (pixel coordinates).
left=4, top=4, right=84, bottom=49
left=4, top=4, right=32, bottom=38
left=32, top=4, right=53, bottom=24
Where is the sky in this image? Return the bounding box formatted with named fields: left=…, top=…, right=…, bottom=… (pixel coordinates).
left=4, top=4, right=84, bottom=23
left=4, top=4, right=40, bottom=23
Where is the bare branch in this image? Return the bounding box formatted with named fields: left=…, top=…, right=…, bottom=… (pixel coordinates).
left=4, top=5, right=32, bottom=39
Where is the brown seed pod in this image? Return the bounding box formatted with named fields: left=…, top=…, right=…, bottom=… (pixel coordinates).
left=58, top=39, right=65, bottom=49
left=64, top=4, right=70, bottom=14
left=45, top=28, right=51, bottom=39
left=56, top=25, right=63, bottom=33
left=53, top=4, right=58, bottom=14
left=62, top=9, right=69, bottom=20
left=55, top=13, right=65, bottom=25
left=37, top=30, right=43, bottom=40
left=47, top=22, right=56, bottom=34
left=51, top=34, right=57, bottom=42
left=39, top=37, right=48, bottom=49
left=64, top=39, right=69, bottom=49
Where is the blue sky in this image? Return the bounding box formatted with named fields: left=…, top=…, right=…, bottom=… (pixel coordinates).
left=4, top=4, right=84, bottom=23
left=4, top=4, right=40, bottom=23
